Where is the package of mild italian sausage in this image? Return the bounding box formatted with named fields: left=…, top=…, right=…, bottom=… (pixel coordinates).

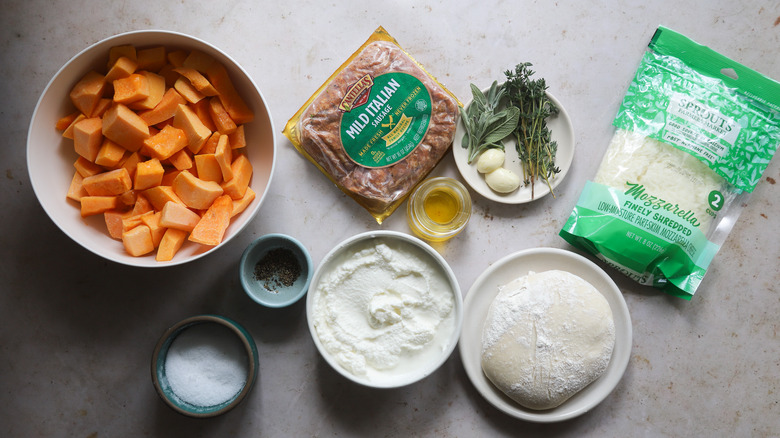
left=283, top=26, right=461, bottom=224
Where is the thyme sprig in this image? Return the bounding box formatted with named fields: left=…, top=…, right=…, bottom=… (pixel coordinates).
left=460, top=81, right=520, bottom=163
left=504, top=62, right=561, bottom=199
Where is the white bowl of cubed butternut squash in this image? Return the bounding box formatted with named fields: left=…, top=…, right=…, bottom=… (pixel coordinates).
left=27, top=30, right=276, bottom=267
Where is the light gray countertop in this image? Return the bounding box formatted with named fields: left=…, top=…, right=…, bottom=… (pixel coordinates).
left=1, top=1, right=778, bottom=436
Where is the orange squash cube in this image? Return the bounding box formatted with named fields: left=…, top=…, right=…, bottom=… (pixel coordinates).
left=104, top=56, right=138, bottom=84
left=113, top=73, right=150, bottom=105
left=69, top=71, right=106, bottom=117
left=189, top=194, right=232, bottom=246
left=134, top=158, right=164, bottom=190
left=143, top=185, right=184, bottom=211
left=230, top=187, right=256, bottom=218
left=221, top=154, right=253, bottom=200
left=94, top=139, right=126, bottom=168
left=66, top=171, right=88, bottom=202
left=102, top=103, right=150, bottom=151
left=139, top=88, right=187, bottom=126
left=172, top=170, right=223, bottom=210
left=128, top=71, right=165, bottom=111
left=160, top=201, right=201, bottom=232
left=80, top=196, right=118, bottom=217
left=143, top=124, right=188, bottom=160
left=173, top=104, right=211, bottom=153
left=122, top=224, right=155, bottom=257
left=156, top=228, right=188, bottom=261
left=82, top=168, right=133, bottom=196
left=194, top=154, right=222, bottom=183
left=73, top=117, right=103, bottom=162
left=137, top=46, right=167, bottom=72
left=108, top=45, right=137, bottom=68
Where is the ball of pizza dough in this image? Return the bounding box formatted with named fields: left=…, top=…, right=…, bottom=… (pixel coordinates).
left=481, top=270, right=615, bottom=410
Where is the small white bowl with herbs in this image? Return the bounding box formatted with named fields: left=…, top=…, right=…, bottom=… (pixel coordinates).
left=454, top=63, right=575, bottom=204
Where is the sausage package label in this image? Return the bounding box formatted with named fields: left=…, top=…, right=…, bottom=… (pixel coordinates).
left=284, top=27, right=460, bottom=223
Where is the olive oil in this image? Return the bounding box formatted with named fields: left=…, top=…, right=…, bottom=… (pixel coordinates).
left=407, top=177, right=472, bottom=242
left=423, top=188, right=459, bottom=224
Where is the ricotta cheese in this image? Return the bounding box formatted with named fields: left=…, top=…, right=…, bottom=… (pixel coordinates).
left=311, top=239, right=455, bottom=382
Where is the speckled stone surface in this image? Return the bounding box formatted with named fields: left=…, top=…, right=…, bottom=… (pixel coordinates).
left=1, top=1, right=778, bottom=437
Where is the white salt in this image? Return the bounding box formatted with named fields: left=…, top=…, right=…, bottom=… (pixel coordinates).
left=164, top=322, right=248, bottom=407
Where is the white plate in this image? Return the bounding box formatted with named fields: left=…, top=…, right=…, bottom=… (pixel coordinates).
left=453, top=88, right=575, bottom=204
left=459, top=247, right=631, bottom=422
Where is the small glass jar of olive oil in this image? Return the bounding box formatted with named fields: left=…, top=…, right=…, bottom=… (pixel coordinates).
left=407, top=177, right=472, bottom=242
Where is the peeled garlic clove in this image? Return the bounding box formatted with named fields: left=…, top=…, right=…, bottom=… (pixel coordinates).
left=485, top=167, right=521, bottom=193
left=476, top=148, right=505, bottom=174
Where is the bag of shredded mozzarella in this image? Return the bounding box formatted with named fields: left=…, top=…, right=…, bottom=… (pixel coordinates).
left=560, top=26, right=780, bottom=299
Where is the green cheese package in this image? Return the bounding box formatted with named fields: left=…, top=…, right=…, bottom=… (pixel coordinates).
left=560, top=26, right=780, bottom=299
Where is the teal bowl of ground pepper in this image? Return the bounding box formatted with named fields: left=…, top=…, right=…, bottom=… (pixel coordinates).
left=240, top=233, right=313, bottom=308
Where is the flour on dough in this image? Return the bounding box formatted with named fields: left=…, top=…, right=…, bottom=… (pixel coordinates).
left=481, top=270, right=615, bottom=410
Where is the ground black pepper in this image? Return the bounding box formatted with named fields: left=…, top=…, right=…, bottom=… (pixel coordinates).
left=253, top=247, right=302, bottom=293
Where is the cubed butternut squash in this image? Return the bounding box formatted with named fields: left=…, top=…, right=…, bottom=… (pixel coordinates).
left=167, top=50, right=188, bottom=68
left=120, top=151, right=142, bottom=178
left=221, top=154, right=252, bottom=200
left=189, top=194, right=232, bottom=246
left=56, top=111, right=81, bottom=131
left=161, top=169, right=183, bottom=186
left=82, top=168, right=133, bottom=196
left=69, top=71, right=106, bottom=117
left=208, top=97, right=237, bottom=134
left=182, top=50, right=215, bottom=73
left=174, top=67, right=218, bottom=96
left=143, top=185, right=184, bottom=211
left=128, top=71, right=165, bottom=111
left=74, top=156, right=104, bottom=178
left=104, top=209, right=134, bottom=239
left=122, top=224, right=155, bottom=257
left=168, top=149, right=193, bottom=171
left=134, top=158, right=164, bottom=190
left=191, top=99, right=217, bottom=131
left=156, top=228, right=188, bottom=261
left=73, top=117, right=103, bottom=162
left=199, top=132, right=221, bottom=154
left=108, top=45, right=137, bottom=68
left=117, top=190, right=138, bottom=209
left=104, top=56, right=138, bottom=84
left=131, top=193, right=154, bottom=215
left=92, top=98, right=113, bottom=118
left=102, top=103, right=150, bottom=151
left=67, top=171, right=88, bottom=202
left=137, top=46, right=167, bottom=72
left=228, top=125, right=246, bottom=149
left=140, top=211, right=166, bottom=247
left=160, top=201, right=201, bottom=232
left=94, top=139, right=126, bottom=168
left=172, top=170, right=223, bottom=210
left=174, top=76, right=205, bottom=104
left=80, top=196, right=118, bottom=217
left=62, top=113, right=87, bottom=140
left=122, top=211, right=153, bottom=233
left=194, top=154, right=222, bottom=183
left=173, top=104, right=211, bottom=153
left=205, top=62, right=253, bottom=124
left=139, top=88, right=187, bottom=126
left=113, top=73, right=150, bottom=104
left=230, top=187, right=256, bottom=218
left=143, top=124, right=188, bottom=160
left=214, top=134, right=233, bottom=181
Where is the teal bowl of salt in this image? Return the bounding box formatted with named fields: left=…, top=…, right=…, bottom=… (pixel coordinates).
left=151, top=315, right=258, bottom=417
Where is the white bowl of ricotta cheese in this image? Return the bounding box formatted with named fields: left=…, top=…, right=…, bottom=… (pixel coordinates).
left=306, top=230, right=462, bottom=388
